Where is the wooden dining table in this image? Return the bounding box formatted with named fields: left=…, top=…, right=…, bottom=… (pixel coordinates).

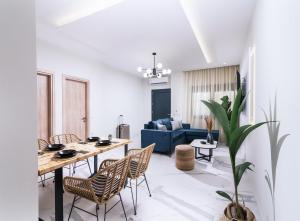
left=38, top=138, right=131, bottom=221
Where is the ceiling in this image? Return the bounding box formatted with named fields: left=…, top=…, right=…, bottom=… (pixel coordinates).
left=36, top=0, right=256, bottom=76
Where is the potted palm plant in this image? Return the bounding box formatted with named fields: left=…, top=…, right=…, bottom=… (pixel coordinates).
left=202, top=89, right=267, bottom=221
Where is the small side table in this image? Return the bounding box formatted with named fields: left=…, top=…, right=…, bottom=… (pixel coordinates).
left=191, top=139, right=218, bottom=162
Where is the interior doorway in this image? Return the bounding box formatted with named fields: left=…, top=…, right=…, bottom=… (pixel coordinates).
left=63, top=75, right=89, bottom=140
left=37, top=71, right=53, bottom=141
left=151, top=88, right=171, bottom=120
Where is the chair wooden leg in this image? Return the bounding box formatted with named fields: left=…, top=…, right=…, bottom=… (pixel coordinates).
left=68, top=195, right=76, bottom=221
left=144, top=174, right=152, bottom=197
left=129, top=179, right=136, bottom=215
left=119, top=193, right=128, bottom=221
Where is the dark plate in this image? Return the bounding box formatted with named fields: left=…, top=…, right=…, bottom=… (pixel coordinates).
left=96, top=140, right=111, bottom=147
left=47, top=144, right=65, bottom=151
left=55, top=149, right=77, bottom=158
left=87, top=137, right=99, bottom=142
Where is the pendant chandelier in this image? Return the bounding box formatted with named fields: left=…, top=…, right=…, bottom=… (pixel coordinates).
left=137, top=52, right=172, bottom=78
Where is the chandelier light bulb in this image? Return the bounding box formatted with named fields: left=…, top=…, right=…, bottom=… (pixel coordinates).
left=157, top=62, right=163, bottom=69
left=137, top=67, right=143, bottom=72
left=136, top=52, right=171, bottom=78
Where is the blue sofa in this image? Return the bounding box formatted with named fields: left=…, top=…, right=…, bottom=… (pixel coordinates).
left=141, top=118, right=219, bottom=155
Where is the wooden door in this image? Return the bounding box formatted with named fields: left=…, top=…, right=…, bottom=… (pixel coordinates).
left=152, top=89, right=171, bottom=120
left=37, top=72, right=53, bottom=141
left=63, top=76, right=88, bottom=140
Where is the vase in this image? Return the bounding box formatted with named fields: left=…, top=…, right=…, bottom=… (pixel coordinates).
left=220, top=203, right=256, bottom=221
left=207, top=131, right=214, bottom=144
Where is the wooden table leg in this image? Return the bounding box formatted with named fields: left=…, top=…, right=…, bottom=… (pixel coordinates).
left=55, top=168, right=63, bottom=221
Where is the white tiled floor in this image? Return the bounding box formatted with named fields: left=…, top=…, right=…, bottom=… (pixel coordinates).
left=39, top=145, right=260, bottom=221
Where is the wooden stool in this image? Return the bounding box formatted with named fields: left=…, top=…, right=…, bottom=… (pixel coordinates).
left=175, top=145, right=195, bottom=171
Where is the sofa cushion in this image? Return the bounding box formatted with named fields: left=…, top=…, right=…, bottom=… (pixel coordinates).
left=148, top=121, right=157, bottom=129
left=171, top=120, right=183, bottom=130
left=157, top=123, right=167, bottom=131
left=147, top=118, right=173, bottom=130
left=160, top=118, right=172, bottom=130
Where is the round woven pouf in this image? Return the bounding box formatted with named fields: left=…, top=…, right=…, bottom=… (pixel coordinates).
left=175, top=145, right=195, bottom=171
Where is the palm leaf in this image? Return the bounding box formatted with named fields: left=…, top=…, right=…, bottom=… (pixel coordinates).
left=202, top=100, right=230, bottom=142
left=230, top=89, right=243, bottom=133
left=236, top=122, right=268, bottom=153
left=235, top=162, right=253, bottom=186
left=229, top=125, right=251, bottom=158
left=216, top=191, right=233, bottom=202
left=238, top=92, right=248, bottom=116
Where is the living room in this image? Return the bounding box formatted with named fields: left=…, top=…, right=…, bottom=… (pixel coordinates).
left=1, top=0, right=299, bottom=221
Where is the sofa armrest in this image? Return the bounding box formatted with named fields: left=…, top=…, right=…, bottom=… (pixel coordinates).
left=182, top=123, right=190, bottom=129
left=141, top=129, right=172, bottom=153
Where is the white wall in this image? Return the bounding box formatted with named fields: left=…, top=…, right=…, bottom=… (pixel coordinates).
left=240, top=0, right=300, bottom=220
left=37, top=40, right=145, bottom=147
left=0, top=1, right=37, bottom=220
left=171, top=72, right=185, bottom=120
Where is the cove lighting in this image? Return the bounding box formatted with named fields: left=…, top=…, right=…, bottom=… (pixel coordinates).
left=179, top=0, right=212, bottom=63
left=55, top=0, right=124, bottom=27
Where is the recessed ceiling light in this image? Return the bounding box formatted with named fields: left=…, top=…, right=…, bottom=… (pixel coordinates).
left=55, top=0, right=124, bottom=27
left=179, top=0, right=212, bottom=63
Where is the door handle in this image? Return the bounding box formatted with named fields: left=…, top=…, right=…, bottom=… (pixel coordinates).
left=81, top=117, right=87, bottom=122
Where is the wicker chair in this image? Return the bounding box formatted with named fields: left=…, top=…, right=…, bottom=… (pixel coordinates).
left=38, top=138, right=54, bottom=187
left=64, top=156, right=131, bottom=221
left=50, top=134, right=92, bottom=176
left=127, top=143, right=155, bottom=215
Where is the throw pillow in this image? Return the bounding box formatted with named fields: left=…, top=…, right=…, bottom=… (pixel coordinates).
left=148, top=121, right=157, bottom=129
left=171, top=120, right=183, bottom=130
left=157, top=123, right=167, bottom=131
left=160, top=118, right=172, bottom=130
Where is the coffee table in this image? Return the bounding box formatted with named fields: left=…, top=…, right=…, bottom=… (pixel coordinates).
left=191, top=139, right=218, bottom=162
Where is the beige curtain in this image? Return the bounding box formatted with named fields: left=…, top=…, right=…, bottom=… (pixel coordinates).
left=184, top=65, right=238, bottom=141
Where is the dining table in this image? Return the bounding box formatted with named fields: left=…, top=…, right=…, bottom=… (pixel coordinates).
left=38, top=138, right=131, bottom=221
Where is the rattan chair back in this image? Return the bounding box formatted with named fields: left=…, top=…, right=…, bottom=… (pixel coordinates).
left=128, top=143, right=155, bottom=179
left=64, top=156, right=131, bottom=204
left=50, top=134, right=81, bottom=144
left=37, top=138, right=49, bottom=150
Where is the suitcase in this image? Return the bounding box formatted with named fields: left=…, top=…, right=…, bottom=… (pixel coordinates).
left=116, top=124, right=130, bottom=139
